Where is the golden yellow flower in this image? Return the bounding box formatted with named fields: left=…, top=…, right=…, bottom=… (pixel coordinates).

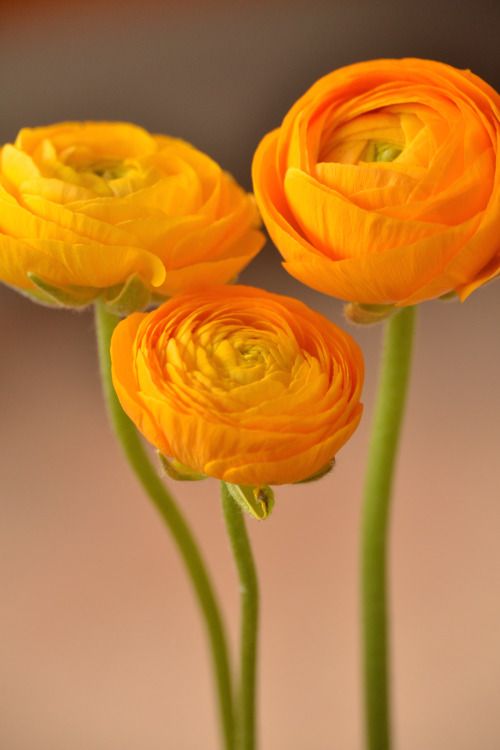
left=253, top=59, right=500, bottom=306
left=110, top=286, right=364, bottom=486
left=0, top=121, right=264, bottom=308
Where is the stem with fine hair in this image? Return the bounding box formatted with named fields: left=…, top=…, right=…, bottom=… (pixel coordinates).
left=94, top=299, right=235, bottom=750
left=361, top=306, right=416, bottom=750
left=221, top=482, right=259, bottom=750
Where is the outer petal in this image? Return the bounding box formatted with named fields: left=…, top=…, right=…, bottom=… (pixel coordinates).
left=210, top=406, right=362, bottom=485
left=457, top=257, right=500, bottom=300
left=156, top=230, right=264, bottom=296
left=6, top=238, right=166, bottom=290
left=0, top=235, right=66, bottom=290
left=282, top=216, right=480, bottom=304
left=284, top=167, right=445, bottom=259
left=21, top=193, right=142, bottom=247
left=110, top=312, right=173, bottom=456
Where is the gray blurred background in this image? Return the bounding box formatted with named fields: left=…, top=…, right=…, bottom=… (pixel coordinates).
left=1, top=1, right=499, bottom=748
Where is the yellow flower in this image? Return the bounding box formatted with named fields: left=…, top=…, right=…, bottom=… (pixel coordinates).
left=0, top=121, right=264, bottom=308
left=252, top=59, right=500, bottom=306
left=110, top=285, right=364, bottom=486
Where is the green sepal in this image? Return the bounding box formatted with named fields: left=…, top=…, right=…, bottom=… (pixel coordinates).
left=27, top=273, right=99, bottom=308
left=295, top=459, right=335, bottom=483
left=103, top=274, right=152, bottom=315
left=17, top=284, right=67, bottom=308
left=24, top=272, right=160, bottom=313
left=439, top=291, right=458, bottom=302
left=344, top=302, right=395, bottom=326
left=223, top=482, right=275, bottom=521
left=158, top=453, right=207, bottom=481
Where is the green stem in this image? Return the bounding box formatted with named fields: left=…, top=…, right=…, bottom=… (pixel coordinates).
left=221, top=482, right=259, bottom=750
left=94, top=300, right=235, bottom=750
left=361, top=306, right=416, bottom=750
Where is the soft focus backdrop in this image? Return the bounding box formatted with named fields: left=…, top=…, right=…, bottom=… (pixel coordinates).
left=1, top=1, right=499, bottom=748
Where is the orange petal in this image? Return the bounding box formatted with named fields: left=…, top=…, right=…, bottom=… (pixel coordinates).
left=2, top=237, right=166, bottom=290
left=156, top=230, right=264, bottom=296
left=207, top=406, right=362, bottom=485
left=284, top=167, right=445, bottom=260
left=110, top=312, right=172, bottom=455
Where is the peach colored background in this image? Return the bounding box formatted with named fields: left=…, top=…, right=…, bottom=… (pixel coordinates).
left=1, top=2, right=499, bottom=748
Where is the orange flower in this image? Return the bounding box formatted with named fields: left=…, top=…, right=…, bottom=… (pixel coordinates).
left=0, top=122, right=264, bottom=308
left=253, top=59, right=500, bottom=306
left=111, top=286, right=364, bottom=486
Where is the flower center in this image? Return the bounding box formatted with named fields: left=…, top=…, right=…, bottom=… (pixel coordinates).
left=81, top=160, right=130, bottom=180
left=57, top=148, right=142, bottom=195
left=359, top=141, right=402, bottom=163
left=235, top=342, right=264, bottom=365
left=320, top=110, right=407, bottom=165
left=210, top=335, right=270, bottom=386
left=162, top=322, right=301, bottom=398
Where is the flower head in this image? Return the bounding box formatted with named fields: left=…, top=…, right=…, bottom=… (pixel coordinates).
left=253, top=59, right=500, bottom=306
left=0, top=121, right=264, bottom=309
left=111, top=286, right=364, bottom=486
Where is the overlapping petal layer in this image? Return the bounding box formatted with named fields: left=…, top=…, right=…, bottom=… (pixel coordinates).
left=111, top=286, right=364, bottom=485
left=253, top=59, right=500, bottom=305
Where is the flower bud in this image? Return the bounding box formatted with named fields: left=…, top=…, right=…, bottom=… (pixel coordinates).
left=224, top=482, right=275, bottom=520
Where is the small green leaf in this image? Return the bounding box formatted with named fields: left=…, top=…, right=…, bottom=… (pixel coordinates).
left=224, top=482, right=275, bottom=520
left=17, top=285, right=65, bottom=308
left=28, top=273, right=98, bottom=308
left=158, top=453, right=207, bottom=481
left=103, top=274, right=152, bottom=315
left=296, top=459, right=335, bottom=483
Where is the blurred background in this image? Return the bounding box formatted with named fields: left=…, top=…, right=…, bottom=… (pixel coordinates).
left=1, top=1, right=499, bottom=748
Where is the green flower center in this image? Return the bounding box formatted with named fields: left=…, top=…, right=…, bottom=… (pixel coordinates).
left=81, top=160, right=130, bottom=180
left=360, top=141, right=402, bottom=163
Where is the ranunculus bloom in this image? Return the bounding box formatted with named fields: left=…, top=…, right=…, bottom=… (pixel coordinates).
left=253, top=59, right=500, bottom=305
left=111, top=286, right=364, bottom=485
left=0, top=122, right=264, bottom=304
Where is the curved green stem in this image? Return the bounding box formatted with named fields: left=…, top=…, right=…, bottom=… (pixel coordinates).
left=221, top=482, right=259, bottom=750
left=95, top=300, right=235, bottom=750
left=361, top=306, right=416, bottom=750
